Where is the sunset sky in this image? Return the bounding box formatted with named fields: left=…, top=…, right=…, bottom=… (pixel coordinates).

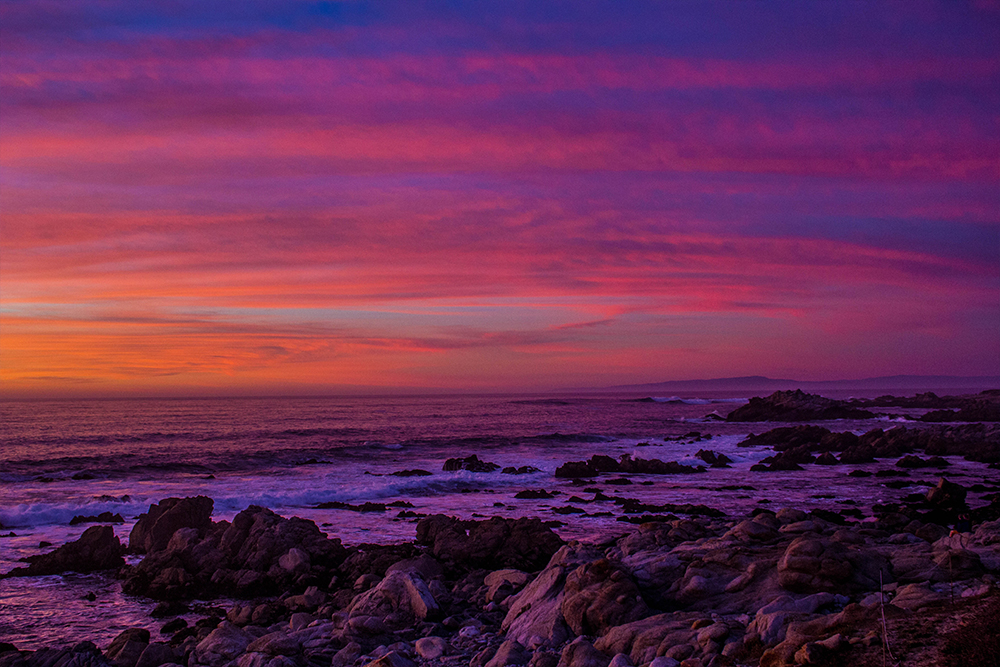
left=1, top=1, right=998, bottom=397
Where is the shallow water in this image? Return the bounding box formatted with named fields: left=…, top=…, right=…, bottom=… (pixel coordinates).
left=1, top=392, right=995, bottom=648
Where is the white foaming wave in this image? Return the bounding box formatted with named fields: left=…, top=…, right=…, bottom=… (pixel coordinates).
left=0, top=498, right=146, bottom=529
left=648, top=397, right=749, bottom=405
left=202, top=466, right=550, bottom=516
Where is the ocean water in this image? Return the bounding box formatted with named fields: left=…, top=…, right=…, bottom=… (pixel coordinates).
left=0, top=392, right=992, bottom=648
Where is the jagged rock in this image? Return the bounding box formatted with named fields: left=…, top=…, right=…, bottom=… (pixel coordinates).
left=727, top=390, right=875, bottom=422
left=415, top=515, right=564, bottom=572
left=130, top=497, right=214, bottom=554
left=442, top=455, right=500, bottom=473
left=7, top=525, right=123, bottom=576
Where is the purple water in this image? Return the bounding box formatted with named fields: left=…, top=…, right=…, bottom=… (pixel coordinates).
left=0, top=392, right=992, bottom=648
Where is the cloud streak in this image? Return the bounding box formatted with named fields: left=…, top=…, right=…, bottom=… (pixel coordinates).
left=1, top=1, right=998, bottom=396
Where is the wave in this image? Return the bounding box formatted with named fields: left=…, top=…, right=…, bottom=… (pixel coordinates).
left=635, top=396, right=749, bottom=405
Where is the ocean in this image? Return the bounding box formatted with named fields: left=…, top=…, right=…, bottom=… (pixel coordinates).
left=0, top=392, right=988, bottom=648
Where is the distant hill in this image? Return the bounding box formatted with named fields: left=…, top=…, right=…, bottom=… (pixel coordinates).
left=604, top=375, right=1000, bottom=393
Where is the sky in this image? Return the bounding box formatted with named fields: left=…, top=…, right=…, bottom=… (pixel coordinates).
left=1, top=1, right=998, bottom=397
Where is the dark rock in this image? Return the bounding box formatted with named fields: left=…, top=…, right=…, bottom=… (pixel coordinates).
left=150, top=601, right=188, bottom=617
left=415, top=514, right=564, bottom=571
left=695, top=450, right=732, bottom=466
left=6, top=525, right=123, bottom=577
left=738, top=425, right=832, bottom=450
left=515, top=490, right=556, bottom=499
left=897, top=455, right=950, bottom=469
left=129, top=496, right=214, bottom=554
left=503, top=466, right=542, bottom=475
left=70, top=512, right=125, bottom=525
left=160, top=618, right=187, bottom=635
left=814, top=452, right=839, bottom=465
left=556, top=454, right=703, bottom=478
left=926, top=478, right=968, bottom=511
left=391, top=469, right=432, bottom=477
left=726, top=390, right=875, bottom=421
left=442, top=455, right=500, bottom=473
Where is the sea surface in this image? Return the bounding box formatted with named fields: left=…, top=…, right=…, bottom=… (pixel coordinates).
left=0, top=391, right=993, bottom=648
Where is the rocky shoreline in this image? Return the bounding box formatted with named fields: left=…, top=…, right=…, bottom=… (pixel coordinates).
left=2, top=476, right=999, bottom=667
left=3, top=390, right=999, bottom=667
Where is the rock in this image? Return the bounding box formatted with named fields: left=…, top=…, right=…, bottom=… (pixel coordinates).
left=8, top=525, right=123, bottom=576
left=502, top=564, right=572, bottom=649
left=245, top=632, right=301, bottom=656
left=485, top=640, right=530, bottom=667
left=516, top=490, right=557, bottom=499
left=561, top=559, right=648, bottom=637
left=415, top=515, right=564, bottom=572
left=288, top=612, right=314, bottom=631
left=386, top=553, right=444, bottom=580
left=129, top=497, right=214, bottom=554
left=193, top=622, right=251, bottom=667
left=70, top=512, right=125, bottom=525
left=332, top=643, right=363, bottom=667
left=277, top=548, right=310, bottom=573
left=348, top=570, right=439, bottom=632
left=890, top=582, right=947, bottom=610
left=777, top=537, right=888, bottom=593
left=926, top=478, right=968, bottom=510
left=607, top=654, right=633, bottom=667
left=723, top=519, right=779, bottom=542
left=485, top=569, right=532, bottom=602
left=442, top=455, right=500, bottom=473
left=134, top=643, right=177, bottom=667
left=285, top=585, right=326, bottom=610
left=558, top=638, right=610, bottom=667
left=726, top=390, right=875, bottom=422
left=362, top=652, right=416, bottom=667
left=414, top=637, right=447, bottom=660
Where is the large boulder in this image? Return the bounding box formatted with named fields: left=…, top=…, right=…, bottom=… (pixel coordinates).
left=560, top=560, right=648, bottom=637
left=6, top=525, right=123, bottom=576
left=501, top=564, right=572, bottom=648
left=777, top=537, right=889, bottom=593
left=130, top=497, right=214, bottom=554
left=348, top=570, right=440, bottom=633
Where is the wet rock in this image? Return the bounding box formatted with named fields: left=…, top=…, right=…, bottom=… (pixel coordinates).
left=7, top=525, right=123, bottom=576
left=442, top=455, right=500, bottom=473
